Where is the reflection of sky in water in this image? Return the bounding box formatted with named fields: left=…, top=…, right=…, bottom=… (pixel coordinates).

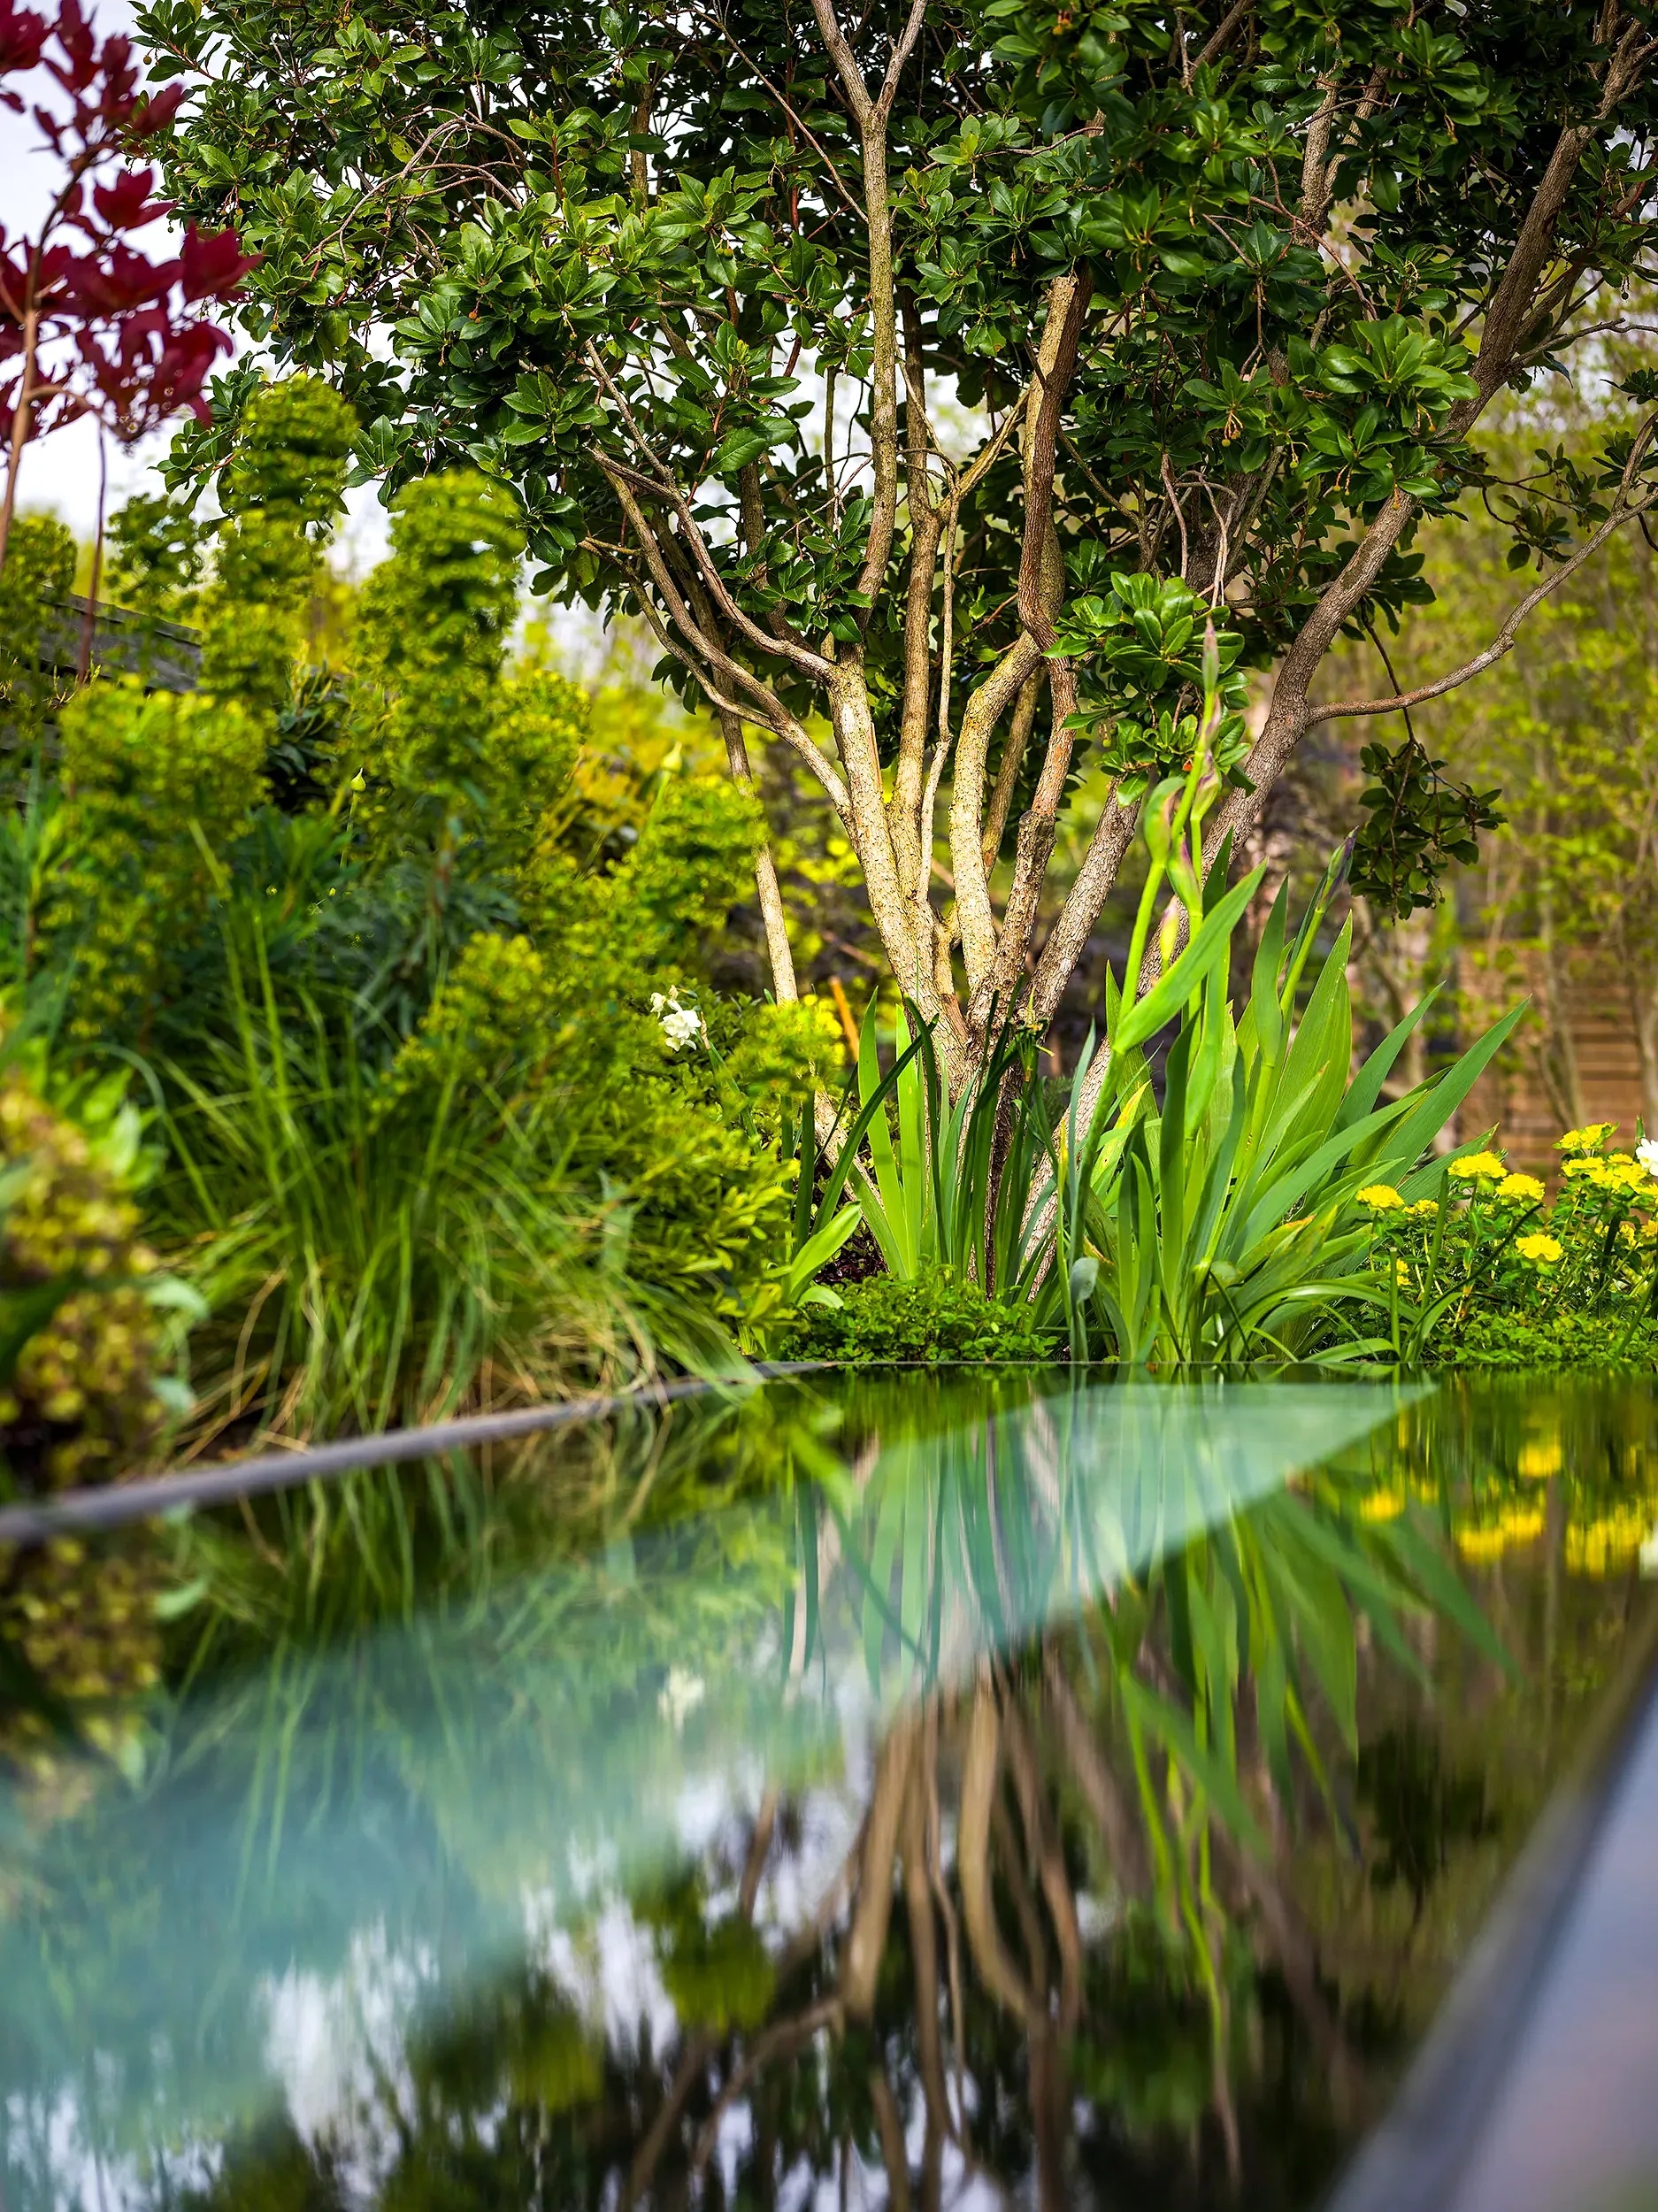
left=0, top=1379, right=1426, bottom=2205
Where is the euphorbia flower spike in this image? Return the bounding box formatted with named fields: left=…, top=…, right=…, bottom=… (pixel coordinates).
left=0, top=0, right=256, bottom=578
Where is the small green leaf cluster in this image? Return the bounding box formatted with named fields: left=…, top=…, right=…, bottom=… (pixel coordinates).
left=0, top=517, right=76, bottom=748
left=773, top=1271, right=1060, bottom=1364
left=1349, top=736, right=1504, bottom=919
left=1052, top=571, right=1251, bottom=799
left=48, top=685, right=268, bottom=1043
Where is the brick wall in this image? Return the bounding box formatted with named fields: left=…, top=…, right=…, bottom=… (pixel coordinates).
left=1455, top=951, right=1646, bottom=1173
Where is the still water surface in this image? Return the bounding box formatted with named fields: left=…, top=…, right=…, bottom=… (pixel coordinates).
left=2, top=1371, right=1656, bottom=2211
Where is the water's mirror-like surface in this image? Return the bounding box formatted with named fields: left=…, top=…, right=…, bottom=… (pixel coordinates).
left=2, top=1372, right=1656, bottom=2212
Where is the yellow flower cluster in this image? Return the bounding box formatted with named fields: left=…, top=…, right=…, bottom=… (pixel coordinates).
left=1557, top=1123, right=1618, bottom=1154
left=1448, top=1151, right=1507, bottom=1181
left=1360, top=1485, right=1407, bottom=1522
left=1516, top=1233, right=1563, bottom=1265
left=1562, top=1156, right=1648, bottom=1194
left=1356, top=1183, right=1403, bottom=1211
left=1495, top=1172, right=1545, bottom=1204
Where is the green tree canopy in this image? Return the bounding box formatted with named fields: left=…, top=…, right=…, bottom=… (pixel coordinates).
left=142, top=0, right=1658, bottom=1081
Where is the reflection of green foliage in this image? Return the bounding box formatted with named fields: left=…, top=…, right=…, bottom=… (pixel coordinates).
left=4, top=1372, right=1647, bottom=2212
left=418, top=1975, right=602, bottom=2117
left=655, top=1901, right=775, bottom=2033
left=1359, top=1726, right=1494, bottom=1911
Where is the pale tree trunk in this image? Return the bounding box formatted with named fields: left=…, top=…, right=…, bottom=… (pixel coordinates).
left=593, top=8, right=1658, bottom=1106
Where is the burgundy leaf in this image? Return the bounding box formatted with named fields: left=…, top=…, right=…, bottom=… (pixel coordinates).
left=178, top=220, right=257, bottom=303
left=0, top=0, right=48, bottom=73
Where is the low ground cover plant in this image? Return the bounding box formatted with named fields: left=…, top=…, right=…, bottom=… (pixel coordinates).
left=1355, top=1123, right=1658, bottom=1368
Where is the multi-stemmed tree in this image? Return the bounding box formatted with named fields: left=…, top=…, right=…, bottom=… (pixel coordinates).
left=140, top=0, right=1658, bottom=1087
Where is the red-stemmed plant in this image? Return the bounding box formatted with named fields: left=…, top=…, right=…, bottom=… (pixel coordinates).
left=0, top=0, right=255, bottom=583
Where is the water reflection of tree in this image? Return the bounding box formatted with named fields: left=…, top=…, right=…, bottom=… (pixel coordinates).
left=8, top=1374, right=1656, bottom=2212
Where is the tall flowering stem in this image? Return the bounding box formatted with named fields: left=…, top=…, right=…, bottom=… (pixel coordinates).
left=0, top=0, right=256, bottom=578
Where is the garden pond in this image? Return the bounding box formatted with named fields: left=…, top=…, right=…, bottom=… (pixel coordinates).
left=2, top=1371, right=1657, bottom=2212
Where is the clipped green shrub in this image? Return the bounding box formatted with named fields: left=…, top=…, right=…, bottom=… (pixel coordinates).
left=774, top=1271, right=1061, bottom=1365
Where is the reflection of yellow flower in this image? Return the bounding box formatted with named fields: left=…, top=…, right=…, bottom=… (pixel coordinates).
left=1456, top=1505, right=1546, bottom=1561
left=1518, top=1438, right=1562, bottom=1479
left=1361, top=1486, right=1407, bottom=1523
left=1449, top=1152, right=1506, bottom=1181
left=1558, top=1123, right=1616, bottom=1153
left=1567, top=1506, right=1653, bottom=1577
left=1356, top=1184, right=1403, bottom=1211
left=1495, top=1172, right=1545, bottom=1204
left=1516, top=1233, right=1562, bottom=1264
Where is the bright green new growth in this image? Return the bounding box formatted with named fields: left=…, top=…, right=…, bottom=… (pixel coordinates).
left=50, top=687, right=266, bottom=1041
left=198, top=374, right=357, bottom=713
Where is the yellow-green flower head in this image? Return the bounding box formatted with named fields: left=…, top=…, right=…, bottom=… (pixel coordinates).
left=1516, top=1232, right=1563, bottom=1264
left=1495, top=1171, right=1545, bottom=1204
left=1449, top=1151, right=1506, bottom=1181
left=1356, top=1183, right=1403, bottom=1211
left=1557, top=1122, right=1616, bottom=1154
left=1562, top=1157, right=1601, bottom=1180
left=1408, top=1197, right=1440, bottom=1217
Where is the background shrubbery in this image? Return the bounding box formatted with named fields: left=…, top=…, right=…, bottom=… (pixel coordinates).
left=0, top=379, right=845, bottom=1463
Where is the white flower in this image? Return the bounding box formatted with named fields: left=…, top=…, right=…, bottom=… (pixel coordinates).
left=1638, top=1137, right=1658, bottom=1179
left=658, top=1667, right=706, bottom=1729
left=649, top=988, right=703, bottom=1050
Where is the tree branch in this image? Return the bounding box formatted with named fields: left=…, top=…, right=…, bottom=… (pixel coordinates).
left=1312, top=452, right=1658, bottom=726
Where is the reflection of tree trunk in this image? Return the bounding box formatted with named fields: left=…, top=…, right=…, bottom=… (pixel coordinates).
left=841, top=1712, right=917, bottom=2019
left=869, top=2062, right=912, bottom=2212
left=1028, top=2025, right=1072, bottom=2212
left=901, top=1758, right=952, bottom=2209
left=1044, top=1645, right=1150, bottom=1898
left=958, top=1672, right=1041, bottom=2023
left=1002, top=1686, right=1083, bottom=2034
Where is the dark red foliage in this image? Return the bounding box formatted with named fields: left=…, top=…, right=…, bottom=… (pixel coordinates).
left=0, top=0, right=255, bottom=461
